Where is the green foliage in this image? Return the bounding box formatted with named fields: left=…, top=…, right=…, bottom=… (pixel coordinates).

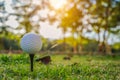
left=112, top=42, right=120, bottom=53
left=89, top=0, right=120, bottom=36
left=83, top=40, right=98, bottom=52
left=0, top=33, right=20, bottom=50
left=0, top=54, right=120, bottom=80
left=113, top=42, right=120, bottom=50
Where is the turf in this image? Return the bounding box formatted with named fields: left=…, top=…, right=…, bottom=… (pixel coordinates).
left=0, top=54, right=120, bottom=80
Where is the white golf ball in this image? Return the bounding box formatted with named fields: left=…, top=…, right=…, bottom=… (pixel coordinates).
left=20, top=33, right=42, bottom=54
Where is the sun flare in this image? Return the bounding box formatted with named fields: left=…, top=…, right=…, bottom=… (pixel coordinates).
left=50, top=0, right=67, bottom=9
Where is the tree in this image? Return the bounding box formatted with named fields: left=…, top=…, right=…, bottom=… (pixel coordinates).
left=11, top=0, right=51, bottom=34
left=0, top=1, right=20, bottom=50
left=59, top=0, right=91, bottom=53
left=89, top=0, right=120, bottom=54
left=11, top=0, right=40, bottom=33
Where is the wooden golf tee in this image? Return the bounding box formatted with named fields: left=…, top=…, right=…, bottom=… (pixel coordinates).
left=29, top=54, right=35, bottom=72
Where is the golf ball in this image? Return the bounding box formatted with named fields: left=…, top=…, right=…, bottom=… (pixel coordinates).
left=20, top=33, right=42, bottom=54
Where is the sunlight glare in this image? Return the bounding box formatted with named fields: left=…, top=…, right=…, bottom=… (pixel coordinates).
left=50, top=0, right=67, bottom=9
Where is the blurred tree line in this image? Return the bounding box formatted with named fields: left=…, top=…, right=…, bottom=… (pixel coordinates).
left=0, top=0, right=120, bottom=54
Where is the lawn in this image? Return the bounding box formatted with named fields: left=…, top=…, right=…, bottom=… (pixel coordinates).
left=0, top=53, right=120, bottom=80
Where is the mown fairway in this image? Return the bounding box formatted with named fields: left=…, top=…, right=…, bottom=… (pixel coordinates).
left=0, top=54, right=120, bottom=80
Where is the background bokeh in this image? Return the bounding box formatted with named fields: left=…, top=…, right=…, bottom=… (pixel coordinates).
left=0, top=0, right=120, bottom=54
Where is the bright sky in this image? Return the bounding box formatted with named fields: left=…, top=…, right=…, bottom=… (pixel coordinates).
left=39, top=21, right=63, bottom=39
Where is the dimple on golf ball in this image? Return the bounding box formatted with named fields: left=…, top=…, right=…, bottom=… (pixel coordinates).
left=20, top=33, right=42, bottom=54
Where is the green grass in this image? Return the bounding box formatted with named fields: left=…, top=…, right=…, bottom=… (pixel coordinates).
left=0, top=54, right=120, bottom=80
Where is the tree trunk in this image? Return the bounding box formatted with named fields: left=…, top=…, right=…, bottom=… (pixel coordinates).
left=79, top=26, right=83, bottom=54
left=97, top=28, right=101, bottom=53
left=63, top=29, right=66, bottom=53
left=102, top=0, right=111, bottom=54
left=76, top=29, right=80, bottom=53
left=103, top=30, right=107, bottom=54
left=72, top=31, right=77, bottom=53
